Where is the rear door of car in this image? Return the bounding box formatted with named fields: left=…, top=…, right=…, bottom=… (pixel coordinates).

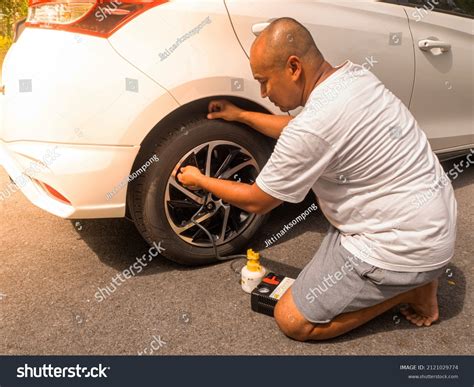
left=224, top=0, right=415, bottom=113
left=397, top=0, right=474, bottom=153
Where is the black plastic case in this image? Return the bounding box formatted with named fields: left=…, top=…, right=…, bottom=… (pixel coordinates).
left=250, top=273, right=295, bottom=317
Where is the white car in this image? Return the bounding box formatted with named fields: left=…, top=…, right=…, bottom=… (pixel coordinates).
left=0, top=0, right=472, bottom=264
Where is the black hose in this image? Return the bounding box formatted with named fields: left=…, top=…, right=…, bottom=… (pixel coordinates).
left=190, top=203, right=247, bottom=265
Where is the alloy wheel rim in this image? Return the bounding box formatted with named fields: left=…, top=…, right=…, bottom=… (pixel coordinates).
left=164, top=140, right=260, bottom=247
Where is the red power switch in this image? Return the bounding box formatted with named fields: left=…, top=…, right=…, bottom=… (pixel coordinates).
left=263, top=275, right=280, bottom=285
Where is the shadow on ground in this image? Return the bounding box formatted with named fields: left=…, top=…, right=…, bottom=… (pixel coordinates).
left=329, top=264, right=466, bottom=343
left=69, top=192, right=320, bottom=277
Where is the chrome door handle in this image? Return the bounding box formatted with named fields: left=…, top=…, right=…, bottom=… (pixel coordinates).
left=418, top=39, right=451, bottom=53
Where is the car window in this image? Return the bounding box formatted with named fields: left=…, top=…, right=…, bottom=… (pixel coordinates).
left=381, top=0, right=474, bottom=18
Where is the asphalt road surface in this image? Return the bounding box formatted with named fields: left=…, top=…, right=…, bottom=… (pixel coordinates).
left=0, top=156, right=472, bottom=355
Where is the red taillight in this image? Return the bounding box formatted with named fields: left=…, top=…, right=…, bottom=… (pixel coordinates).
left=25, top=0, right=168, bottom=37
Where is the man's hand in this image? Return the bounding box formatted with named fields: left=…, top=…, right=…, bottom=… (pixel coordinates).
left=176, top=165, right=282, bottom=214
left=177, top=166, right=204, bottom=188
left=207, top=99, right=244, bottom=121
left=207, top=99, right=292, bottom=139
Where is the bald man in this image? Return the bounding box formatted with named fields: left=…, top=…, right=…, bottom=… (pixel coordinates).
left=177, top=17, right=457, bottom=341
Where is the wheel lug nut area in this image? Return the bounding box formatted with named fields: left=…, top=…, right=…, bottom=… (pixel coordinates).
left=166, top=140, right=258, bottom=247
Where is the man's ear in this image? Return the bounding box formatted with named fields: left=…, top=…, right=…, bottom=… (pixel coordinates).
left=287, top=56, right=301, bottom=78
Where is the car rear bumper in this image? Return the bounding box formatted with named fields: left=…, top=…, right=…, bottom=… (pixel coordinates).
left=0, top=27, right=177, bottom=219
left=0, top=138, right=139, bottom=218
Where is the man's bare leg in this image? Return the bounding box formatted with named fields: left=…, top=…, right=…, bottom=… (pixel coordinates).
left=274, top=279, right=439, bottom=341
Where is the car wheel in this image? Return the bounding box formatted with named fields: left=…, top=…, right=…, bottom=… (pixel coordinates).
left=127, top=116, right=273, bottom=265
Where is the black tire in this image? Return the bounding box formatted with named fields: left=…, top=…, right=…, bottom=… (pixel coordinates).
left=127, top=116, right=273, bottom=265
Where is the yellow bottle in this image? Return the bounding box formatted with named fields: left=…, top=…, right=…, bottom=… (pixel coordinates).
left=241, top=249, right=266, bottom=293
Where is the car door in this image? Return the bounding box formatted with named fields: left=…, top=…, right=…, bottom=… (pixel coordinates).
left=224, top=0, right=415, bottom=114
left=398, top=0, right=474, bottom=153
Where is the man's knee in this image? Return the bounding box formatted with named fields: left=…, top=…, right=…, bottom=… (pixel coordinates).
left=274, top=288, right=316, bottom=341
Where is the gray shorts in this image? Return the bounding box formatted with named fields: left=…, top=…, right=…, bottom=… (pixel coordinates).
left=291, top=224, right=447, bottom=324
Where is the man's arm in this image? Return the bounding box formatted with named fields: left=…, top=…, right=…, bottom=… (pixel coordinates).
left=238, top=111, right=293, bottom=139
left=177, top=166, right=282, bottom=215
left=207, top=99, right=292, bottom=139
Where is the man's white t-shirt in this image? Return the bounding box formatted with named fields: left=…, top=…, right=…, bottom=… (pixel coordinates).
left=256, top=60, right=457, bottom=272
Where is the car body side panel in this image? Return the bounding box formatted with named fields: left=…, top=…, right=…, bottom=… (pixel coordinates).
left=107, top=0, right=281, bottom=115
left=225, top=0, right=415, bottom=109
left=404, top=8, right=474, bottom=151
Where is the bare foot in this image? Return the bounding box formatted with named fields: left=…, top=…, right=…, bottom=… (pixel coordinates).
left=400, top=279, right=439, bottom=327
